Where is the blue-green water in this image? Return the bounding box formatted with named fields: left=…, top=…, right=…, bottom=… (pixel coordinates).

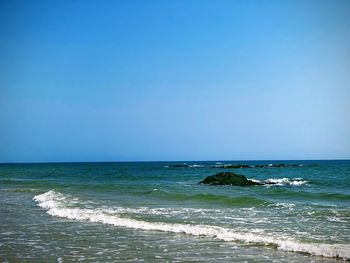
left=1, top=160, right=349, bottom=262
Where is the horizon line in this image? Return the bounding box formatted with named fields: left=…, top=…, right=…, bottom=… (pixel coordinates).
left=1, top=158, right=349, bottom=164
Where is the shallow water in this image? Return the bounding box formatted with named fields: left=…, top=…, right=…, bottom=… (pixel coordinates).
left=1, top=160, right=349, bottom=262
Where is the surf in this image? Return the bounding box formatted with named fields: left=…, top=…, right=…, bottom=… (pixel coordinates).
left=34, top=190, right=350, bottom=260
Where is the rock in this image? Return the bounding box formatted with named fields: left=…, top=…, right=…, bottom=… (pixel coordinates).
left=285, top=164, right=300, bottom=168
left=199, top=172, right=263, bottom=186
left=168, top=164, right=190, bottom=168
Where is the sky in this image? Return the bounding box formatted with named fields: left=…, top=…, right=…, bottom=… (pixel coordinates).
left=0, top=0, right=350, bottom=162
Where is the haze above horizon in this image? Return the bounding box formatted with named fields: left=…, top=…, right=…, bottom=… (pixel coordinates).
left=1, top=0, right=350, bottom=162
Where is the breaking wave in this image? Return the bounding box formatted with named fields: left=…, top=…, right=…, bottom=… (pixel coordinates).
left=33, top=191, right=350, bottom=260
left=250, top=178, right=308, bottom=186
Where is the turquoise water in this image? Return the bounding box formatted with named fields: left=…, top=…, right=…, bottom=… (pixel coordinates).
left=1, top=160, right=349, bottom=262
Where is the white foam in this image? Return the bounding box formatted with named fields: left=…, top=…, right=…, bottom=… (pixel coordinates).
left=189, top=164, right=204, bottom=168
left=33, top=191, right=350, bottom=260
left=271, top=203, right=296, bottom=209
left=249, top=179, right=261, bottom=183
left=264, top=178, right=308, bottom=186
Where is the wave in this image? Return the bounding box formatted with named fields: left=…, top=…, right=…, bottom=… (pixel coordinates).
left=2, top=188, right=43, bottom=194
left=262, top=178, right=308, bottom=186
left=146, top=190, right=269, bottom=207
left=33, top=190, right=350, bottom=260
left=263, top=187, right=350, bottom=202
left=210, top=163, right=303, bottom=169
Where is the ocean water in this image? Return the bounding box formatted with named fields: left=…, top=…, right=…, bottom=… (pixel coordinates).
left=0, top=160, right=349, bottom=262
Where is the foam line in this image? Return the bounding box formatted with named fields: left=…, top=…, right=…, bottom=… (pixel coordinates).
left=34, top=191, right=350, bottom=260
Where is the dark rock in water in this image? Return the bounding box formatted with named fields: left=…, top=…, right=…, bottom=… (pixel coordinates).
left=199, top=172, right=263, bottom=186
left=225, top=164, right=250, bottom=169
left=285, top=164, right=301, bottom=168
left=168, top=164, right=190, bottom=168
left=275, top=164, right=285, bottom=168
left=263, top=181, right=279, bottom=185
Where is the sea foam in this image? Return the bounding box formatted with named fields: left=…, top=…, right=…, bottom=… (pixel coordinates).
left=33, top=190, right=350, bottom=260
left=263, top=178, right=308, bottom=186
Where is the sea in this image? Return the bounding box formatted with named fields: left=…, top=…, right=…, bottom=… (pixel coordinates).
left=0, top=160, right=349, bottom=262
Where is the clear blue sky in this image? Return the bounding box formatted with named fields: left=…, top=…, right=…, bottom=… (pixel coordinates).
left=1, top=0, right=349, bottom=162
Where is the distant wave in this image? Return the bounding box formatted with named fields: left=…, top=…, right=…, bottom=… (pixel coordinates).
left=165, top=163, right=306, bottom=169
left=33, top=190, right=350, bottom=260
left=210, top=163, right=304, bottom=169
left=165, top=163, right=204, bottom=168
